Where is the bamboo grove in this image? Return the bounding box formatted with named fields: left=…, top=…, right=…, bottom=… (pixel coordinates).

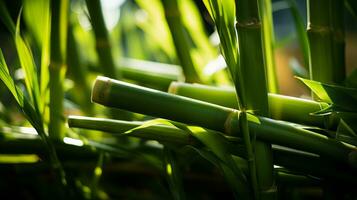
left=0, top=0, right=357, bottom=199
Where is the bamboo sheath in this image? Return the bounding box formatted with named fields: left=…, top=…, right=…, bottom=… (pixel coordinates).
left=91, top=77, right=357, bottom=168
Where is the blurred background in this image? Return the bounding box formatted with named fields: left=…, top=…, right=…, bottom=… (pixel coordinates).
left=1, top=0, right=356, bottom=99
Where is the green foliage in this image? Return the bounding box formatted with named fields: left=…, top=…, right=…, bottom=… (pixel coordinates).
left=0, top=0, right=357, bottom=199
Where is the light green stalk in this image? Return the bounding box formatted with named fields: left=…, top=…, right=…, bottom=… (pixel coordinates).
left=67, top=23, right=94, bottom=115
left=67, top=115, right=357, bottom=184
left=259, top=0, right=278, bottom=93
left=162, top=0, right=201, bottom=83
left=118, top=58, right=184, bottom=91
left=85, top=0, right=118, bottom=78
left=307, top=0, right=345, bottom=85
left=235, top=0, right=275, bottom=198
left=91, top=77, right=357, bottom=168
left=49, top=0, right=69, bottom=140
left=168, top=82, right=330, bottom=127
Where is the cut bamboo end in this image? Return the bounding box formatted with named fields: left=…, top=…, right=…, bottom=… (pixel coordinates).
left=168, top=82, right=178, bottom=94
left=92, top=76, right=110, bottom=105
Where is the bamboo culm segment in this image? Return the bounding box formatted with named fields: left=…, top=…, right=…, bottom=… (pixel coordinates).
left=67, top=115, right=357, bottom=184
left=85, top=0, right=118, bottom=78
left=162, top=0, right=201, bottom=83
left=118, top=58, right=184, bottom=91
left=49, top=0, right=68, bottom=140
left=168, top=82, right=330, bottom=127
left=235, top=0, right=275, bottom=197
left=91, top=77, right=357, bottom=168
left=307, top=0, right=345, bottom=84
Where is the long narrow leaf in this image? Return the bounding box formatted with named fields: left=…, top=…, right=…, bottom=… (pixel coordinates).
left=0, top=50, right=23, bottom=106
left=15, top=12, right=41, bottom=111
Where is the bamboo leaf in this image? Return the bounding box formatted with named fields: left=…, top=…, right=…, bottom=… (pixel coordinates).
left=178, top=0, right=217, bottom=81
left=202, top=0, right=239, bottom=77
left=185, top=126, right=250, bottom=199
left=123, top=118, right=175, bottom=135
left=336, top=112, right=357, bottom=137
left=297, top=77, right=332, bottom=103
left=188, top=146, right=250, bottom=199
left=23, top=0, right=51, bottom=113
left=14, top=11, right=41, bottom=111
left=0, top=50, right=24, bottom=106
left=0, top=1, right=15, bottom=35
left=298, top=77, right=357, bottom=112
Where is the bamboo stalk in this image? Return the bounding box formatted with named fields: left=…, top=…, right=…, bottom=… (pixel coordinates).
left=85, top=0, right=118, bottom=78
left=235, top=0, right=275, bottom=198
left=49, top=0, right=68, bottom=140
left=91, top=77, right=357, bottom=168
left=162, top=0, right=201, bottom=83
left=67, top=23, right=94, bottom=115
left=0, top=136, right=357, bottom=184
left=259, top=0, right=279, bottom=93
left=118, top=58, right=184, bottom=91
left=168, top=82, right=330, bottom=127
left=307, top=0, right=345, bottom=85
left=330, top=0, right=345, bottom=84
left=68, top=116, right=195, bottom=145
left=67, top=116, right=357, bottom=184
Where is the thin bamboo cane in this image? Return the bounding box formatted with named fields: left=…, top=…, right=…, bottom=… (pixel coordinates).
left=235, top=0, right=275, bottom=198
left=162, top=0, right=201, bottom=83
left=118, top=58, right=184, bottom=91
left=67, top=23, right=94, bottom=115
left=67, top=116, right=357, bottom=184
left=91, top=77, right=357, bottom=168
left=2, top=131, right=355, bottom=185
left=168, top=82, right=330, bottom=127
left=85, top=0, right=118, bottom=78
left=259, top=0, right=279, bottom=93
left=49, top=0, right=68, bottom=140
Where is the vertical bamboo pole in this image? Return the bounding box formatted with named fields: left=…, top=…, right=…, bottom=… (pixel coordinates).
left=307, top=0, right=345, bottom=85
left=85, top=0, right=118, bottom=78
left=259, top=0, right=279, bottom=93
left=162, top=0, right=201, bottom=83
left=67, top=23, right=94, bottom=115
left=235, top=0, right=276, bottom=199
left=49, top=0, right=69, bottom=140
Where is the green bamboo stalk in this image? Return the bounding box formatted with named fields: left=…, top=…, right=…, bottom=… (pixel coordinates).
left=331, top=0, right=345, bottom=84
left=168, top=82, right=330, bottom=127
left=67, top=23, right=94, bottom=115
left=85, top=0, right=118, bottom=78
left=235, top=0, right=275, bottom=198
left=119, top=58, right=184, bottom=91
left=91, top=77, right=357, bottom=168
left=307, top=0, right=345, bottom=85
left=49, top=0, right=69, bottom=140
left=259, top=0, right=279, bottom=93
left=67, top=116, right=357, bottom=184
left=162, top=0, right=201, bottom=83
left=68, top=116, right=194, bottom=145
